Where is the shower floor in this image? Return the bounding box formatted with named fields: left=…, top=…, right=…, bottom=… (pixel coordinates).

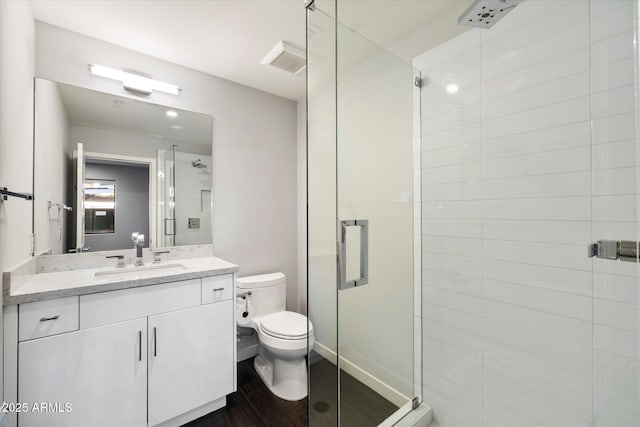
left=184, top=355, right=397, bottom=426
left=309, top=354, right=399, bottom=426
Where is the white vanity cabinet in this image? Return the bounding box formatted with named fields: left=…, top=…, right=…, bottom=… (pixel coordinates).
left=5, top=273, right=236, bottom=427
left=148, top=301, right=233, bottom=425
left=18, top=318, right=148, bottom=427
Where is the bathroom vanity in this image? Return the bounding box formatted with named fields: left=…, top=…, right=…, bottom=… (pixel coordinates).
left=2, top=247, right=238, bottom=427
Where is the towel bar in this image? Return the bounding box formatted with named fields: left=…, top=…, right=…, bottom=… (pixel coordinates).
left=0, top=186, right=33, bottom=201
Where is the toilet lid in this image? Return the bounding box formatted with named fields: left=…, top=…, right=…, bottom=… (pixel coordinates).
left=259, top=311, right=313, bottom=340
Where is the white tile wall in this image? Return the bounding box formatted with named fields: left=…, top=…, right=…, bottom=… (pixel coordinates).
left=415, top=0, right=639, bottom=425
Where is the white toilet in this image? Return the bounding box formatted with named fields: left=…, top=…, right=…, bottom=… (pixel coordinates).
left=236, top=272, right=314, bottom=401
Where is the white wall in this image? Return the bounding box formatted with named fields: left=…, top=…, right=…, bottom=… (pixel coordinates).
left=0, top=0, right=35, bottom=399
left=34, top=22, right=299, bottom=310
left=415, top=1, right=639, bottom=426
left=34, top=79, right=70, bottom=255
left=71, top=125, right=208, bottom=159
left=0, top=3, right=35, bottom=268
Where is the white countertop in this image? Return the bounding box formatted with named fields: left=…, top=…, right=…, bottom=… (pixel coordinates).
left=4, top=256, right=239, bottom=305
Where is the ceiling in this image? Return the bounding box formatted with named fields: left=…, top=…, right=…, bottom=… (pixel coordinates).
left=57, top=81, right=212, bottom=146
left=29, top=0, right=470, bottom=101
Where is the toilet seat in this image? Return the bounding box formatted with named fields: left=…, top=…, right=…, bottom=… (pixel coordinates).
left=259, top=311, right=313, bottom=340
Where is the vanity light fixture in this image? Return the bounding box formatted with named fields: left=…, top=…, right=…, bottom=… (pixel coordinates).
left=88, top=64, right=181, bottom=96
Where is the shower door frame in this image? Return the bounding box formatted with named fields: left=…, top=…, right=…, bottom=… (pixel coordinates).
left=157, top=144, right=176, bottom=247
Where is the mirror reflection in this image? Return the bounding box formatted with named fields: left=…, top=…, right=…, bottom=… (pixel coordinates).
left=84, top=181, right=115, bottom=235
left=33, top=78, right=213, bottom=255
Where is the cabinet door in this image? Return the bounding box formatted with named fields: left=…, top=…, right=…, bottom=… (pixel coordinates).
left=148, top=301, right=233, bottom=426
left=19, top=318, right=147, bottom=427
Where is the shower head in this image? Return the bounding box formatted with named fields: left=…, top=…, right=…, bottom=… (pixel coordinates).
left=191, top=159, right=207, bottom=169
left=458, top=0, right=519, bottom=29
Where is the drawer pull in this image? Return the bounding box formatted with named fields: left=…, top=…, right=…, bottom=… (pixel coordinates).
left=39, top=315, right=59, bottom=322
left=153, top=327, right=157, bottom=357
left=213, top=287, right=224, bottom=292
left=138, top=330, right=142, bottom=362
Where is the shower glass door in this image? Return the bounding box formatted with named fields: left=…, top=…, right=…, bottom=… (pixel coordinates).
left=157, top=145, right=176, bottom=246
left=307, top=3, right=420, bottom=425
left=335, top=16, right=417, bottom=427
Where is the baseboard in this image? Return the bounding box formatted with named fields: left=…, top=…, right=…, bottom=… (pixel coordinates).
left=312, top=341, right=337, bottom=363
left=312, top=342, right=410, bottom=408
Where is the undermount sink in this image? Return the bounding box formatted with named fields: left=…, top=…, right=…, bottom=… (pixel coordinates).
left=94, top=263, right=187, bottom=279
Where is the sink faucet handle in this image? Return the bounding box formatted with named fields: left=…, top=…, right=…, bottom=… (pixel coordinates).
left=152, top=250, right=170, bottom=264
left=106, top=255, right=125, bottom=268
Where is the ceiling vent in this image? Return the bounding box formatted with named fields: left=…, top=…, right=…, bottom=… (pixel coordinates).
left=261, top=41, right=306, bottom=76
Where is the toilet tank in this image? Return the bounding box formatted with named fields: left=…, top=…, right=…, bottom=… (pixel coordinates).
left=236, top=272, right=287, bottom=317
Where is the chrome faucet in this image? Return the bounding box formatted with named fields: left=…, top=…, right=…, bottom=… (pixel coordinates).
left=106, top=254, right=125, bottom=268
left=153, top=250, right=170, bottom=264
left=131, top=233, right=145, bottom=266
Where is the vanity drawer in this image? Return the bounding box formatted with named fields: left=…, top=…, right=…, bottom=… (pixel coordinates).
left=19, top=297, right=79, bottom=341
left=80, top=279, right=201, bottom=329
left=202, top=274, right=233, bottom=304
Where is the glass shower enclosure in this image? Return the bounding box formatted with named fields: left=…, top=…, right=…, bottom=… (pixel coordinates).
left=307, top=0, right=640, bottom=426
left=157, top=145, right=213, bottom=247
left=157, top=145, right=177, bottom=247
left=307, top=3, right=422, bottom=425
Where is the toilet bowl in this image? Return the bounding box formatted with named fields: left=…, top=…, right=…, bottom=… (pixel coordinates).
left=236, top=273, right=314, bottom=401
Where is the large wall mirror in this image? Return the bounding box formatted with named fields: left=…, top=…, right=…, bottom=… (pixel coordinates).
left=33, top=78, right=213, bottom=255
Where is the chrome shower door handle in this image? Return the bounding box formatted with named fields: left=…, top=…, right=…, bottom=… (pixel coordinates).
left=338, top=219, right=369, bottom=290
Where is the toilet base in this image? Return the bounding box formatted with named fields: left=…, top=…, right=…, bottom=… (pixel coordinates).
left=237, top=327, right=259, bottom=362
left=254, top=351, right=308, bottom=401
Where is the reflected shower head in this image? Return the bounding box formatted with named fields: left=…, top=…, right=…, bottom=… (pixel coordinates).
left=191, top=159, right=207, bottom=168
left=458, top=0, right=519, bottom=29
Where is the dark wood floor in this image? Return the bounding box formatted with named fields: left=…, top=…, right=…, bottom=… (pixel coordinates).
left=183, top=355, right=398, bottom=427
left=308, top=353, right=399, bottom=427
